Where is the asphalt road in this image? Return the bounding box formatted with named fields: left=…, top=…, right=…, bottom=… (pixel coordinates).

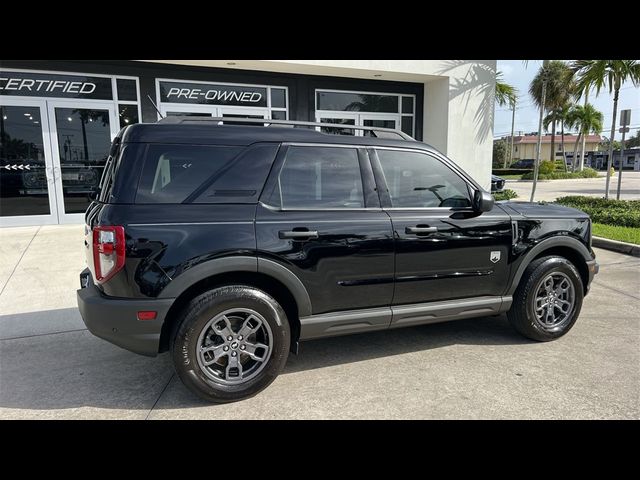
left=506, top=171, right=640, bottom=201
left=0, top=225, right=638, bottom=419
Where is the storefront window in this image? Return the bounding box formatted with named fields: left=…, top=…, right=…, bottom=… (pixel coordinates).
left=119, top=104, right=139, bottom=128
left=270, top=88, right=287, bottom=108
left=317, top=91, right=398, bottom=113
left=270, top=110, right=287, bottom=120
left=116, top=79, right=138, bottom=101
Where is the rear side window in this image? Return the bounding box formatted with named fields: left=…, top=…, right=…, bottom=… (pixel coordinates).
left=136, top=144, right=277, bottom=204
left=267, top=146, right=364, bottom=209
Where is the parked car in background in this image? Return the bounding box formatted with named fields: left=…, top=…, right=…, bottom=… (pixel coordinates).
left=510, top=159, right=534, bottom=169
left=491, top=174, right=505, bottom=193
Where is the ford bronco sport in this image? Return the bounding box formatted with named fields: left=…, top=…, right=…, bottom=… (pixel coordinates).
left=77, top=117, right=599, bottom=403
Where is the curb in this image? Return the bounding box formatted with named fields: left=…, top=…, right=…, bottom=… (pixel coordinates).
left=592, top=236, right=640, bottom=257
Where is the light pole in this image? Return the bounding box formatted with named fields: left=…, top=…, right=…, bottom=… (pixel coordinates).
left=616, top=109, right=631, bottom=200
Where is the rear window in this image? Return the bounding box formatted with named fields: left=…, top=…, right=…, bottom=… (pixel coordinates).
left=135, top=144, right=278, bottom=204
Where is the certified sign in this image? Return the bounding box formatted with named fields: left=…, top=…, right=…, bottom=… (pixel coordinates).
left=0, top=71, right=113, bottom=100
left=159, top=81, right=267, bottom=107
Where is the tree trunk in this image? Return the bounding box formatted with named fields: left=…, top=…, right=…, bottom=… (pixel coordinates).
left=579, top=91, right=589, bottom=171
left=550, top=120, right=556, bottom=165
left=506, top=101, right=516, bottom=168
left=572, top=134, right=582, bottom=173
left=530, top=62, right=548, bottom=203
left=560, top=123, right=564, bottom=170
left=605, top=84, right=619, bottom=199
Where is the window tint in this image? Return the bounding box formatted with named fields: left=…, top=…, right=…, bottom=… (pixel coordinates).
left=377, top=150, right=471, bottom=208
left=271, top=146, right=364, bottom=209
left=136, top=145, right=242, bottom=203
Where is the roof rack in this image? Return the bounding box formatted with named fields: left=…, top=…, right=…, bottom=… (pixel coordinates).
left=157, top=116, right=415, bottom=141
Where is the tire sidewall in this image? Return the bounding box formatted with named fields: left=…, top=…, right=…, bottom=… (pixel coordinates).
left=172, top=286, right=290, bottom=402
left=524, top=258, right=584, bottom=340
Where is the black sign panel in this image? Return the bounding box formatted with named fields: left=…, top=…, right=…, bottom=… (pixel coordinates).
left=159, top=81, right=267, bottom=107
left=0, top=71, right=113, bottom=100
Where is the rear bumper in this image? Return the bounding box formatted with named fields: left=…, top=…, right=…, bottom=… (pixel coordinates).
left=77, top=269, right=174, bottom=357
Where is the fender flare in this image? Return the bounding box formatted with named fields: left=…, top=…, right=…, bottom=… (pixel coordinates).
left=158, top=255, right=312, bottom=317
left=507, top=236, right=592, bottom=295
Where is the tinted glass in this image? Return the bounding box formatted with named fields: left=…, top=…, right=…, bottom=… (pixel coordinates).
left=0, top=105, right=50, bottom=216
left=193, top=144, right=279, bottom=204
left=119, top=104, right=139, bottom=128
left=401, top=116, right=413, bottom=136
left=273, top=146, right=364, bottom=208
left=54, top=107, right=112, bottom=214
left=220, top=113, right=265, bottom=126
left=401, top=96, right=414, bottom=114
left=317, top=91, right=398, bottom=113
left=116, top=79, right=138, bottom=101
left=166, top=112, right=212, bottom=117
left=270, top=88, right=286, bottom=108
left=136, top=145, right=242, bottom=203
left=270, top=110, right=287, bottom=120
left=319, top=117, right=355, bottom=136
left=362, top=119, right=395, bottom=137
left=377, top=150, right=471, bottom=208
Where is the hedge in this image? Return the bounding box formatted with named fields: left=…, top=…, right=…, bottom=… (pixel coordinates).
left=492, top=168, right=532, bottom=176
left=554, top=196, right=640, bottom=228
left=521, top=168, right=600, bottom=180
left=493, top=189, right=518, bottom=201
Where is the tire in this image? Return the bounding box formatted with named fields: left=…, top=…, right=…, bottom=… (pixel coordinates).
left=171, top=285, right=290, bottom=403
left=507, top=256, right=584, bottom=342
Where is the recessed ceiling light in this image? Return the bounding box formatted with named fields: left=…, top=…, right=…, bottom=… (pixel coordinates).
left=124, top=118, right=130, bottom=124
left=3, top=115, right=7, bottom=120
left=24, top=113, right=31, bottom=116
left=89, top=118, right=93, bottom=122
left=227, top=62, right=237, bottom=65
left=68, top=117, right=73, bottom=122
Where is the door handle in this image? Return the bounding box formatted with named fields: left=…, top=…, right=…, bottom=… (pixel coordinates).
left=279, top=230, right=319, bottom=240
left=405, top=226, right=438, bottom=234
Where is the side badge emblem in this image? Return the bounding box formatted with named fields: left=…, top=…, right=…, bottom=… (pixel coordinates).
left=490, top=251, right=501, bottom=263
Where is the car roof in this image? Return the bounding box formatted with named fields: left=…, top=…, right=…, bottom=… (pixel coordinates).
left=120, top=122, right=440, bottom=153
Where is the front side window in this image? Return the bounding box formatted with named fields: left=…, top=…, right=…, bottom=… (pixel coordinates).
left=270, top=146, right=364, bottom=209
left=376, top=150, right=471, bottom=208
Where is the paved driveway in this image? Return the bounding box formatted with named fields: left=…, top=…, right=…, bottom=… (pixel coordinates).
left=506, top=171, right=640, bottom=201
left=0, top=225, right=638, bottom=419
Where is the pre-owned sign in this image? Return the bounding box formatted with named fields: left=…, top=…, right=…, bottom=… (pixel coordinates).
left=159, top=81, right=267, bottom=107
left=0, top=71, right=113, bottom=100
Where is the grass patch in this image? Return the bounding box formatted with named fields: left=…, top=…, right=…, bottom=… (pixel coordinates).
left=592, top=223, right=640, bottom=245
left=496, top=174, right=522, bottom=179
left=493, top=189, right=518, bottom=201
left=554, top=196, right=640, bottom=228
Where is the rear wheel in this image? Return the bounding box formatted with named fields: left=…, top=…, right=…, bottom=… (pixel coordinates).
left=171, top=286, right=290, bottom=403
left=507, top=256, right=584, bottom=342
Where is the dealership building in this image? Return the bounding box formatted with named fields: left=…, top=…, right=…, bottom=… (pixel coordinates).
left=0, top=60, right=496, bottom=226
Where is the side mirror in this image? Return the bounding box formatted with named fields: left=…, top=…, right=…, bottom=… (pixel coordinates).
left=473, top=189, right=494, bottom=213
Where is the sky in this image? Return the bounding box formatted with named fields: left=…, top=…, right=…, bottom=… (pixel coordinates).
left=494, top=60, right=640, bottom=140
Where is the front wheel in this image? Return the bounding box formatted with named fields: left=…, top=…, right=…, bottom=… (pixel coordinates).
left=171, top=286, right=290, bottom=403
left=507, top=256, right=584, bottom=342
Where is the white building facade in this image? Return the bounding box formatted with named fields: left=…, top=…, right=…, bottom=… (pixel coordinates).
left=1, top=60, right=496, bottom=226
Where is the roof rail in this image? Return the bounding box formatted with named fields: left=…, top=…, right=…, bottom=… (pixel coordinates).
left=157, top=116, right=415, bottom=141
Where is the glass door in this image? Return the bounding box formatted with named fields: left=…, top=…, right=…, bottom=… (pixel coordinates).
left=47, top=101, right=118, bottom=224
left=0, top=98, right=58, bottom=226
left=159, top=104, right=217, bottom=118
left=358, top=113, right=399, bottom=137
left=316, top=112, right=359, bottom=135
left=219, top=107, right=268, bottom=125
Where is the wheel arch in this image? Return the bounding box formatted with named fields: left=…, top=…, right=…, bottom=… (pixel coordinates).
left=508, top=237, right=592, bottom=296
left=157, top=256, right=311, bottom=354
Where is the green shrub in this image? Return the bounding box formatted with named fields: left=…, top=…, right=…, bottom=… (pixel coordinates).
left=539, top=160, right=556, bottom=175
left=493, top=189, right=518, bottom=201
left=521, top=168, right=600, bottom=180
left=554, top=196, right=640, bottom=228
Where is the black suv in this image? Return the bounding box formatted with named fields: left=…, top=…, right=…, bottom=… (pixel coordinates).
left=77, top=117, right=599, bottom=403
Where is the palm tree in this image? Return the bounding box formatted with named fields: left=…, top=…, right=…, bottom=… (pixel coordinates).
left=495, top=71, right=518, bottom=167
left=529, top=61, right=574, bottom=165
left=566, top=104, right=604, bottom=172
left=572, top=60, right=640, bottom=198
left=544, top=102, right=572, bottom=172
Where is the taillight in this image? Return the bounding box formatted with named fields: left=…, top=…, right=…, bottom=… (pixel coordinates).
left=92, top=225, right=126, bottom=283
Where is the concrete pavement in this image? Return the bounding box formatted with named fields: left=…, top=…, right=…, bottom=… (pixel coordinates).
left=0, top=225, right=638, bottom=419
left=506, top=171, right=640, bottom=201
